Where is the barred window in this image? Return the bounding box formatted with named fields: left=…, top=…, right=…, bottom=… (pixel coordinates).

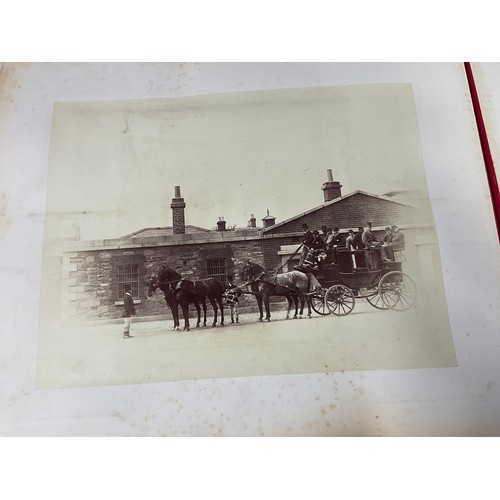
left=207, top=258, right=227, bottom=287
left=117, top=265, right=140, bottom=299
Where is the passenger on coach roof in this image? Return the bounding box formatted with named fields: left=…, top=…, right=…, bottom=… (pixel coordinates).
left=362, top=221, right=391, bottom=262
left=382, top=226, right=394, bottom=261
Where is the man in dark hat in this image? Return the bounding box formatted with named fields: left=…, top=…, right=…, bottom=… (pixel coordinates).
left=302, top=229, right=324, bottom=271
left=352, top=226, right=366, bottom=267
left=299, top=223, right=315, bottom=267
left=362, top=221, right=390, bottom=262
left=123, top=283, right=136, bottom=339
left=326, top=227, right=342, bottom=264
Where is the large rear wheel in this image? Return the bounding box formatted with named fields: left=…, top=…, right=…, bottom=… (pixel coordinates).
left=378, top=271, right=417, bottom=311
left=324, top=284, right=355, bottom=316
left=365, top=291, right=389, bottom=310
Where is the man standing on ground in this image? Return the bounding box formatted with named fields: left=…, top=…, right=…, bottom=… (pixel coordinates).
left=123, top=283, right=136, bottom=339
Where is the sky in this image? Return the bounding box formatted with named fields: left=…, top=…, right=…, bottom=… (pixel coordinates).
left=44, top=84, right=430, bottom=241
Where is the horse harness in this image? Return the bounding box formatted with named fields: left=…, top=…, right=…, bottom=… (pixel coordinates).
left=247, top=270, right=312, bottom=295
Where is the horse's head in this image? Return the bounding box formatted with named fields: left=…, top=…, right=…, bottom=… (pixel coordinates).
left=147, top=274, right=160, bottom=297
left=240, top=260, right=265, bottom=282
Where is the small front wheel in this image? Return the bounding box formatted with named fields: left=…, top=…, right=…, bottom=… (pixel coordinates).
left=311, top=291, right=330, bottom=315
left=324, top=285, right=355, bottom=316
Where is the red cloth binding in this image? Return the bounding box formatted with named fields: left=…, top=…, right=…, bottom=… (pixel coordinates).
left=464, top=62, right=500, bottom=243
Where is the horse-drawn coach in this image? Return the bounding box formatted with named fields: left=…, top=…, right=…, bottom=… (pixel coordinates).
left=147, top=245, right=416, bottom=331
left=240, top=246, right=417, bottom=321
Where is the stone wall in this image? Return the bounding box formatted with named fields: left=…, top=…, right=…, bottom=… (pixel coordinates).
left=60, top=236, right=264, bottom=322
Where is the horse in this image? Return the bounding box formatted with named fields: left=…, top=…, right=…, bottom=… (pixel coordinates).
left=233, top=271, right=300, bottom=322
left=147, top=265, right=224, bottom=331
left=239, top=260, right=322, bottom=322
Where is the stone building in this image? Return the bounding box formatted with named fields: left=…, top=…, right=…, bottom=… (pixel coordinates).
left=50, top=171, right=437, bottom=323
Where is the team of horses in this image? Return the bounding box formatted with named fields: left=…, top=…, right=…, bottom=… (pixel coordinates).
left=147, top=265, right=225, bottom=331
left=147, top=261, right=322, bottom=331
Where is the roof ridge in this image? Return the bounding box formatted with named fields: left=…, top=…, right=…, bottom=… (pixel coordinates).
left=261, top=190, right=423, bottom=232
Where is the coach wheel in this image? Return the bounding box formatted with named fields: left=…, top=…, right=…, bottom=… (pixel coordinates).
left=365, top=291, right=390, bottom=310
left=311, top=291, right=330, bottom=316
left=378, top=271, right=417, bottom=312
left=324, top=284, right=355, bottom=316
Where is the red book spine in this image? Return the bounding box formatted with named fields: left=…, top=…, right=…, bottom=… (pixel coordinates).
left=464, top=62, right=500, bottom=243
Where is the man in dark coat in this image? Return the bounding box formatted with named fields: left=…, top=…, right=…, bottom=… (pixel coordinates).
left=302, top=230, right=324, bottom=271
left=299, top=223, right=315, bottom=266
left=362, top=221, right=390, bottom=262
left=326, top=227, right=342, bottom=264
left=352, top=226, right=366, bottom=267
left=123, top=283, right=136, bottom=339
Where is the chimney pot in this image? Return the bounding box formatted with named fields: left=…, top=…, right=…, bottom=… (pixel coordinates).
left=249, top=213, right=256, bottom=228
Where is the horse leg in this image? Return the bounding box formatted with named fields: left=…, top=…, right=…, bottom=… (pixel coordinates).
left=285, top=296, right=293, bottom=319
left=181, top=301, right=190, bottom=332
left=298, top=295, right=305, bottom=319
left=301, top=292, right=312, bottom=318
left=306, top=295, right=313, bottom=318
left=201, top=299, right=207, bottom=327
left=264, top=294, right=271, bottom=322
left=293, top=295, right=299, bottom=319
left=209, top=298, right=218, bottom=327
left=256, top=294, right=264, bottom=322
left=194, top=300, right=201, bottom=327
left=170, top=301, right=180, bottom=331
left=218, top=297, right=224, bottom=326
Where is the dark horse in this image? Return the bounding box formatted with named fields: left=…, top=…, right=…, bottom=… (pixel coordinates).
left=239, top=260, right=322, bottom=322
left=147, top=265, right=224, bottom=331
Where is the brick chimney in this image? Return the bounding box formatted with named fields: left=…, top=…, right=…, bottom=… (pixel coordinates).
left=248, top=214, right=256, bottom=228
left=171, top=185, right=186, bottom=234
left=322, top=169, right=342, bottom=202
left=262, top=209, right=276, bottom=228
left=216, top=217, right=227, bottom=231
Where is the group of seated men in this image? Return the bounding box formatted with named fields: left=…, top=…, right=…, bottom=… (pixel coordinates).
left=298, top=221, right=405, bottom=271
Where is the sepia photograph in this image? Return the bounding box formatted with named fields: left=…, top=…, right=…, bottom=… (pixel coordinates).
left=2, top=5, right=500, bottom=495
left=36, top=82, right=457, bottom=389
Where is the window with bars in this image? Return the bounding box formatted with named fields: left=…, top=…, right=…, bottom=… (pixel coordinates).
left=117, top=265, right=140, bottom=299
left=206, top=258, right=227, bottom=287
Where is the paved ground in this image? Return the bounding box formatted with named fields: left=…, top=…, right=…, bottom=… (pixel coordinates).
left=36, top=294, right=457, bottom=390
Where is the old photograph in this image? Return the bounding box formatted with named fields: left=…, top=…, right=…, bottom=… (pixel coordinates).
left=36, top=83, right=457, bottom=389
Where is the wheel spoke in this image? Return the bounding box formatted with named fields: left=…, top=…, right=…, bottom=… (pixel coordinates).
left=378, top=272, right=416, bottom=311
left=399, top=293, right=412, bottom=307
